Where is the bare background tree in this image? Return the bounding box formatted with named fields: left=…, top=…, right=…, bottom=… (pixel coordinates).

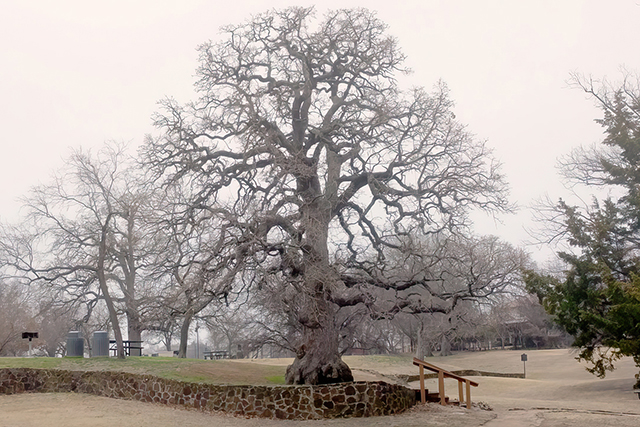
left=144, top=182, right=248, bottom=358
left=0, top=143, right=160, bottom=358
left=0, top=280, right=33, bottom=356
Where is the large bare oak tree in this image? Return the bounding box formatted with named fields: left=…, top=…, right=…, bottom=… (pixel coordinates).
left=145, top=7, right=510, bottom=384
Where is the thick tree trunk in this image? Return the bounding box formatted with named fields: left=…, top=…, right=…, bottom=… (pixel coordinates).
left=98, top=217, right=125, bottom=359
left=127, top=322, right=142, bottom=356
left=415, top=322, right=433, bottom=360
left=177, top=310, right=193, bottom=358
left=124, top=277, right=143, bottom=356
left=127, top=311, right=143, bottom=356
left=225, top=331, right=234, bottom=357
left=285, top=255, right=352, bottom=384
left=415, top=324, right=425, bottom=360
left=285, top=157, right=353, bottom=385
left=440, top=335, right=452, bottom=356
left=285, top=297, right=353, bottom=384
left=121, top=225, right=142, bottom=356
left=101, top=292, right=125, bottom=358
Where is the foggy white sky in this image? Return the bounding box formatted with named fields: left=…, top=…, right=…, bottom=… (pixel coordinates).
left=1, top=0, right=640, bottom=263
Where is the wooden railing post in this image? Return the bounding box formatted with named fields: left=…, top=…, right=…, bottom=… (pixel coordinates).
left=419, top=364, right=426, bottom=403
left=466, top=379, right=471, bottom=408
left=458, top=380, right=464, bottom=406
left=438, top=370, right=445, bottom=405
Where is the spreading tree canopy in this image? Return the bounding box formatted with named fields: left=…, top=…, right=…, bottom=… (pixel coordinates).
left=145, top=7, right=510, bottom=384
left=526, top=72, right=640, bottom=387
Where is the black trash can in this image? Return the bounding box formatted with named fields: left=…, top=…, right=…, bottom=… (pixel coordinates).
left=92, top=331, right=109, bottom=357
left=66, top=331, right=84, bottom=357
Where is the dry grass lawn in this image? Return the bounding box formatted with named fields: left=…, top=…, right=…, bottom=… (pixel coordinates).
left=2, top=349, right=640, bottom=426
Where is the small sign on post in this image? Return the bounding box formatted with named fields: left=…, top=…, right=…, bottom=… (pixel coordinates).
left=521, top=353, right=528, bottom=378
left=22, top=332, right=39, bottom=357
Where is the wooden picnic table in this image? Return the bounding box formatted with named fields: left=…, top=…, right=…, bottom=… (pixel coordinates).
left=109, top=340, right=144, bottom=357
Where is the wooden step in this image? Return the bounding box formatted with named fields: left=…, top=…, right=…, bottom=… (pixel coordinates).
left=427, top=393, right=449, bottom=403
left=414, top=389, right=449, bottom=403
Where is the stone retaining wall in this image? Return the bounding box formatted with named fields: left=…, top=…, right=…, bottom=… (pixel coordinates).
left=0, top=368, right=415, bottom=419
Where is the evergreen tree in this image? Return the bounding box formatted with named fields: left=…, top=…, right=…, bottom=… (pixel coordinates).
left=526, top=73, right=640, bottom=387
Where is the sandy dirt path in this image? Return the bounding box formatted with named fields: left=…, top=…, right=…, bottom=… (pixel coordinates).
left=2, top=349, right=640, bottom=426
left=0, top=393, right=496, bottom=427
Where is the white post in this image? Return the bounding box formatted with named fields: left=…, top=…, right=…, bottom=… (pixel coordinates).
left=195, top=322, right=200, bottom=359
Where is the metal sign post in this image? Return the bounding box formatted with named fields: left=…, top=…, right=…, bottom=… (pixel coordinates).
left=22, top=332, right=39, bottom=357
left=195, top=322, right=200, bottom=359
left=521, top=353, right=528, bottom=378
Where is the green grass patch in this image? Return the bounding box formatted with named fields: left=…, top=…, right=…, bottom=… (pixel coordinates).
left=0, top=353, right=431, bottom=385
left=0, top=357, right=64, bottom=369
left=265, top=375, right=286, bottom=384
left=0, top=357, right=287, bottom=386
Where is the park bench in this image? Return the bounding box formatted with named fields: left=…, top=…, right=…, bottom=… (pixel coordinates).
left=634, top=390, right=640, bottom=400
left=413, top=357, right=479, bottom=408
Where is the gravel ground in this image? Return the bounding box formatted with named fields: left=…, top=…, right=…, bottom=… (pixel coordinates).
left=2, top=349, right=640, bottom=427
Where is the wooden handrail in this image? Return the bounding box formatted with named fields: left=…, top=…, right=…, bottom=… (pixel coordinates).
left=413, top=358, right=479, bottom=386
left=412, top=357, right=478, bottom=408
